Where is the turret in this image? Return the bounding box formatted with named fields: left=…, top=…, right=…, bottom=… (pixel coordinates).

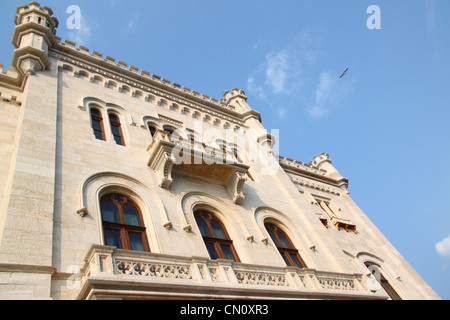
left=222, top=88, right=251, bottom=113
left=311, top=153, right=349, bottom=190
left=10, top=1, right=59, bottom=76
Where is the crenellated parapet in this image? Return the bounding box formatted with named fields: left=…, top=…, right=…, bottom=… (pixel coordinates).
left=279, top=153, right=349, bottom=191
left=54, top=40, right=242, bottom=114
left=2, top=2, right=263, bottom=128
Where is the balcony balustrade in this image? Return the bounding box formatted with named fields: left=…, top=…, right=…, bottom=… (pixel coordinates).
left=77, top=245, right=389, bottom=300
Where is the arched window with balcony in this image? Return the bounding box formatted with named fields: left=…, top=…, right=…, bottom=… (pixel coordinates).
left=194, top=210, right=240, bottom=262
left=100, top=193, right=149, bottom=252
left=265, top=222, right=306, bottom=268
left=109, top=113, right=125, bottom=146
left=90, top=107, right=105, bottom=141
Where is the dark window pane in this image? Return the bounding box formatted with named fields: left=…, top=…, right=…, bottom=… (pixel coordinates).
left=101, top=201, right=119, bottom=223
left=123, top=205, right=141, bottom=226
left=114, top=135, right=124, bottom=145
left=221, top=244, right=234, bottom=261
left=205, top=242, right=219, bottom=260
left=195, top=217, right=212, bottom=237
left=109, top=114, right=119, bottom=123
left=149, top=126, right=156, bottom=137
left=210, top=220, right=225, bottom=239
left=105, top=228, right=122, bottom=248
left=92, top=119, right=102, bottom=131
left=267, top=229, right=281, bottom=247
left=94, top=130, right=104, bottom=140
left=111, top=124, right=121, bottom=136
left=277, top=233, right=290, bottom=248
left=290, top=253, right=302, bottom=268
left=128, top=232, right=145, bottom=252
left=280, top=252, right=291, bottom=266
left=91, top=109, right=101, bottom=117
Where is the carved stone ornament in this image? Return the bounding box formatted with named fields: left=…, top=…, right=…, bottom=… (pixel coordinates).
left=226, top=171, right=247, bottom=205
left=147, top=130, right=175, bottom=189
left=77, top=207, right=89, bottom=217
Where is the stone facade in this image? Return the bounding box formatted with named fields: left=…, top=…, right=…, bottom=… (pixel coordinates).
left=0, top=2, right=440, bottom=300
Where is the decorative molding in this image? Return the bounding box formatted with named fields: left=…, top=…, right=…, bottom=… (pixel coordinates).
left=77, top=207, right=88, bottom=218
left=78, top=171, right=172, bottom=237
left=0, top=92, right=22, bottom=106
left=178, top=192, right=253, bottom=242
left=50, top=51, right=249, bottom=128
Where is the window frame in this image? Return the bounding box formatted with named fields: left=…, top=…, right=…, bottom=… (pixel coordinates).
left=90, top=107, right=106, bottom=141
left=364, top=262, right=402, bottom=300
left=194, top=210, right=240, bottom=262
left=100, top=193, right=149, bottom=252
left=108, top=113, right=126, bottom=146
left=265, top=222, right=306, bottom=269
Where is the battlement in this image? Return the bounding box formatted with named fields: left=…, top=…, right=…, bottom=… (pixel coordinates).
left=56, top=39, right=245, bottom=114
left=311, top=152, right=332, bottom=166
left=278, top=153, right=348, bottom=190
left=223, top=88, right=248, bottom=101
left=16, top=1, right=53, bottom=15
left=278, top=155, right=328, bottom=175
left=14, top=1, right=58, bottom=31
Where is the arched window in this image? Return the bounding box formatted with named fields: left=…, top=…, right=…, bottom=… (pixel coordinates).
left=163, top=126, right=175, bottom=135
left=109, top=113, right=125, bottom=146
left=265, top=223, right=306, bottom=268
left=194, top=210, right=239, bottom=262
left=148, top=124, right=157, bottom=137
left=90, top=108, right=105, bottom=141
left=365, top=263, right=402, bottom=300
left=100, top=193, right=149, bottom=252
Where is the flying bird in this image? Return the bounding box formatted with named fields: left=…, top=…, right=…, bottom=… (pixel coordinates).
left=340, top=67, right=349, bottom=78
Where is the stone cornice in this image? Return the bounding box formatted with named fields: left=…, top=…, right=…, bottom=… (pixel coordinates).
left=49, top=41, right=258, bottom=126
left=0, top=263, right=56, bottom=275
left=278, top=155, right=348, bottom=190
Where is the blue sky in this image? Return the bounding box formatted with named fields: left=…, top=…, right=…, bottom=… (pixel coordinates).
left=1, top=0, right=449, bottom=299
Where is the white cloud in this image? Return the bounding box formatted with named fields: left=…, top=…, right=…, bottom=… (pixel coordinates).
left=246, top=47, right=302, bottom=100
left=277, top=107, right=287, bottom=120
left=307, top=70, right=352, bottom=118
left=246, top=31, right=351, bottom=119
left=308, top=71, right=335, bottom=118
left=436, top=235, right=450, bottom=259
left=246, top=75, right=267, bottom=101
left=125, top=13, right=140, bottom=34
left=264, top=50, right=293, bottom=94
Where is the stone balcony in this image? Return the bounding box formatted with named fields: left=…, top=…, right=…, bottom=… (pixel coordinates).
left=147, top=129, right=250, bottom=204
left=76, top=245, right=389, bottom=300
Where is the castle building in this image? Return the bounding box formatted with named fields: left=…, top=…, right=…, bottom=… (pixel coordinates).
left=0, top=2, right=440, bottom=300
